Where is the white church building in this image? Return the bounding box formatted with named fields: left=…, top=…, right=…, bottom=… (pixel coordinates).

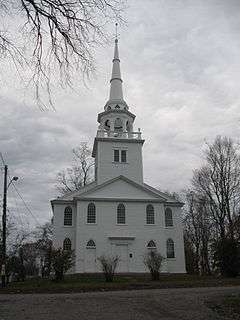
left=52, top=37, right=186, bottom=274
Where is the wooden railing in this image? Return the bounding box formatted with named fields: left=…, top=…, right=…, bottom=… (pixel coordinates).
left=97, top=129, right=142, bottom=139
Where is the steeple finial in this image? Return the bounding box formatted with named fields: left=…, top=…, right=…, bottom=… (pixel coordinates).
left=115, top=23, right=119, bottom=42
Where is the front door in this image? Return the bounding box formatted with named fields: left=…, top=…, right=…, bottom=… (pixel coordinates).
left=85, top=249, right=96, bottom=272
left=115, top=244, right=129, bottom=273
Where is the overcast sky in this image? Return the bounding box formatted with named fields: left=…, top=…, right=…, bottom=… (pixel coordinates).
left=0, top=0, right=240, bottom=228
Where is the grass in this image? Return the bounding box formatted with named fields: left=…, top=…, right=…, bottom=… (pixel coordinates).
left=1, top=274, right=240, bottom=294
left=208, top=294, right=240, bottom=319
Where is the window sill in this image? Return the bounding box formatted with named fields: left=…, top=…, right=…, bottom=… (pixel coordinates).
left=85, top=223, right=97, bottom=225
left=145, top=224, right=156, bottom=226
left=165, top=226, right=174, bottom=229
left=166, top=257, right=176, bottom=261
left=63, top=225, right=73, bottom=228
left=116, top=223, right=128, bottom=226
left=112, top=161, right=129, bottom=164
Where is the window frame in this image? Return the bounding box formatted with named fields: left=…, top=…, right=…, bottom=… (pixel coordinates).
left=166, top=238, right=175, bottom=258
left=146, top=204, right=155, bottom=225
left=165, top=207, right=173, bottom=227
left=117, top=203, right=126, bottom=224
left=64, top=206, right=73, bottom=226
left=113, top=149, right=120, bottom=162
left=63, top=238, right=72, bottom=251
left=86, top=239, right=96, bottom=248
left=121, top=150, right=127, bottom=163
left=147, top=240, right=157, bottom=250
left=87, top=203, right=96, bottom=224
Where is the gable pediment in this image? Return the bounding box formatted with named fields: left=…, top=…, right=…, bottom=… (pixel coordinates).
left=75, top=176, right=166, bottom=201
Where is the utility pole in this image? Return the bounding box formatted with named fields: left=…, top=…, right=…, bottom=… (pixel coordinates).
left=1, top=165, right=7, bottom=288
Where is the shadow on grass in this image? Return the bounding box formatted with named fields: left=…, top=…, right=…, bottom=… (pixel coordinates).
left=1, top=274, right=240, bottom=294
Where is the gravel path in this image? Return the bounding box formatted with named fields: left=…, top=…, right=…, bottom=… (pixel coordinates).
left=1, top=286, right=240, bottom=320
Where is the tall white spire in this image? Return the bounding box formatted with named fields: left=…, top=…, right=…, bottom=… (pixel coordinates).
left=104, top=25, right=128, bottom=111
left=109, top=38, right=123, bottom=101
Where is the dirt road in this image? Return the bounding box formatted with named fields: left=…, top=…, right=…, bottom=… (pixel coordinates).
left=1, top=286, right=240, bottom=320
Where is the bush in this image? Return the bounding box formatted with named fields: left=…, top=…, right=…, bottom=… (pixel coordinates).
left=143, top=250, right=165, bottom=280
left=213, top=238, right=240, bottom=277
left=51, top=248, right=74, bottom=281
left=7, top=256, right=26, bottom=282
left=97, top=255, right=119, bottom=282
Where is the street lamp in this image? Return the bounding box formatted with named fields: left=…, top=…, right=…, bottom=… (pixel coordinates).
left=1, top=165, right=19, bottom=288
left=7, top=176, right=18, bottom=189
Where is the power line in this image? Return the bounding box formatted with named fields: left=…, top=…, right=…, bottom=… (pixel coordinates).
left=0, top=152, right=6, bottom=166
left=11, top=183, right=41, bottom=226
left=0, top=152, right=41, bottom=226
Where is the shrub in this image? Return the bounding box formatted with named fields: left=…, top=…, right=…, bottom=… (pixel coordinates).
left=97, top=255, right=119, bottom=282
left=143, top=250, right=165, bottom=280
left=213, top=238, right=240, bottom=277
left=51, top=248, right=74, bottom=281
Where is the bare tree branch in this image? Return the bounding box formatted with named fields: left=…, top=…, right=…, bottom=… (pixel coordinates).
left=56, top=142, right=94, bottom=195
left=0, top=0, right=126, bottom=108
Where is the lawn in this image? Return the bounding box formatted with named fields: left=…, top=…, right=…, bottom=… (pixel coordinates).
left=1, top=274, right=240, bottom=294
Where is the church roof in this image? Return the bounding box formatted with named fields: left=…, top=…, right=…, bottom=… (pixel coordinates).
left=51, top=176, right=183, bottom=206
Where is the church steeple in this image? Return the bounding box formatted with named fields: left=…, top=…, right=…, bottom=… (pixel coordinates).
left=109, top=38, right=123, bottom=102
left=104, top=31, right=128, bottom=111
left=93, top=29, right=144, bottom=185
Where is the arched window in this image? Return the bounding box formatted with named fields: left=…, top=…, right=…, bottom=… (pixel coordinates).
left=63, top=238, right=71, bottom=251
left=117, top=203, right=126, bottom=224
left=167, top=239, right=175, bottom=258
left=104, top=119, right=110, bottom=131
left=64, top=206, right=72, bottom=226
left=126, top=121, right=131, bottom=132
left=146, top=204, right=155, bottom=224
left=165, top=208, right=173, bottom=227
left=147, top=240, right=156, bottom=249
left=87, top=203, right=96, bottom=223
left=86, top=239, right=96, bottom=248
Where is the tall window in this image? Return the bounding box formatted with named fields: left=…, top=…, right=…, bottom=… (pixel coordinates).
left=64, top=206, right=72, bottom=226
left=146, top=204, right=155, bottom=224
left=121, top=150, right=127, bottom=163
left=87, top=203, right=96, bottom=223
left=114, top=149, right=120, bottom=162
left=165, top=208, right=173, bottom=227
left=167, top=239, right=175, bottom=258
left=63, top=238, right=71, bottom=251
left=147, top=240, right=156, bottom=250
left=117, top=203, right=126, bottom=224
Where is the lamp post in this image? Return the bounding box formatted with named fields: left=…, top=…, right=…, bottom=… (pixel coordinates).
left=1, top=164, right=18, bottom=288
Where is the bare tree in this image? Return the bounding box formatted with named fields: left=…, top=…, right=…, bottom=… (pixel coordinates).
left=143, top=250, right=165, bottom=281
left=97, top=254, right=119, bottom=282
left=183, top=190, right=212, bottom=275
left=0, top=1, right=125, bottom=108
left=56, top=142, right=94, bottom=194
left=192, top=136, right=240, bottom=240
left=34, top=221, right=53, bottom=278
